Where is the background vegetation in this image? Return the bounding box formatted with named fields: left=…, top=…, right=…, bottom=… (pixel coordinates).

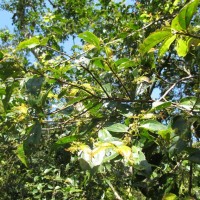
left=0, top=0, right=200, bottom=199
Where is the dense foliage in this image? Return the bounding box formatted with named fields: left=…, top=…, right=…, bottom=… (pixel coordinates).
left=0, top=0, right=200, bottom=199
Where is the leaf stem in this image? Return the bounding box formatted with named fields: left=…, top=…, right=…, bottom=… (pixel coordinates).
left=104, top=178, right=123, bottom=200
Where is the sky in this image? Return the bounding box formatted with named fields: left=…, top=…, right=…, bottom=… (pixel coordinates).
left=0, top=10, right=13, bottom=32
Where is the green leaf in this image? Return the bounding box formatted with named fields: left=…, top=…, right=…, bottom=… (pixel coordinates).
left=163, top=193, right=178, bottom=200
left=171, top=0, right=199, bottom=31
left=185, top=0, right=199, bottom=28
left=132, top=146, right=151, bottom=176
left=2, top=82, right=17, bottom=111
left=98, top=129, right=113, bottom=141
left=79, top=158, right=91, bottom=170
left=17, top=36, right=40, bottom=50
left=92, top=58, right=106, bottom=69
left=78, top=31, right=100, bottom=48
left=103, top=151, right=118, bottom=163
left=169, top=136, right=188, bottom=154
left=84, top=101, right=103, bottom=118
left=158, top=128, right=173, bottom=141
left=179, top=96, right=200, bottom=111
left=103, top=83, right=112, bottom=96
left=0, top=88, right=6, bottom=96
left=52, top=136, right=78, bottom=150
left=105, top=123, right=128, bottom=132
left=40, top=37, right=49, bottom=46
left=175, top=38, right=189, bottom=57
left=158, top=35, right=176, bottom=57
left=115, top=58, right=135, bottom=69
left=151, top=101, right=171, bottom=111
left=104, top=46, right=113, bottom=57
left=188, top=149, right=200, bottom=164
left=16, top=144, right=28, bottom=167
left=51, top=136, right=78, bottom=151
left=26, top=76, right=44, bottom=96
left=24, top=121, right=42, bottom=149
left=171, top=116, right=190, bottom=140
left=39, top=86, right=53, bottom=107
left=140, top=29, right=172, bottom=55
left=0, top=100, right=5, bottom=113
left=140, top=120, right=168, bottom=131
left=0, top=51, right=3, bottom=60
left=171, top=10, right=187, bottom=31
left=56, top=136, right=77, bottom=145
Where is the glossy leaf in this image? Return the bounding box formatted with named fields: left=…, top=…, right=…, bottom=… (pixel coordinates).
left=116, top=145, right=132, bottom=160
left=52, top=136, right=78, bottom=150
left=175, top=38, right=189, bottom=57
left=151, top=101, right=171, bottom=111
left=103, top=151, right=119, bottom=163
left=158, top=128, right=173, bottom=141
left=179, top=96, right=200, bottom=111
left=0, top=51, right=3, bottom=60
left=115, top=58, right=135, bottom=69
left=158, top=35, right=176, bottom=57
left=98, top=129, right=113, bottom=141
left=16, top=144, right=28, bottom=167
left=185, top=0, right=199, bottom=27
left=171, top=0, right=199, bottom=31
left=105, top=123, right=129, bottom=132
left=163, top=193, right=178, bottom=200
left=171, top=9, right=187, bottom=31
left=140, top=29, right=172, bottom=55
left=140, top=120, right=168, bottom=131
left=0, top=88, right=6, bottom=96
left=78, top=31, right=100, bottom=48
left=17, top=36, right=40, bottom=50
left=0, top=100, right=5, bottom=113
left=132, top=146, right=151, bottom=176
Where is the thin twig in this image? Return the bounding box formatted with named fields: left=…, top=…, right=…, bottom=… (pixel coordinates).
left=45, top=45, right=72, bottom=59
left=62, top=100, right=103, bottom=125
left=104, top=179, right=123, bottom=200
left=158, top=75, right=195, bottom=101
left=101, top=97, right=154, bottom=103
left=80, top=64, right=111, bottom=98
left=188, top=136, right=193, bottom=196
left=176, top=32, right=200, bottom=40
left=47, top=96, right=92, bottom=115
left=42, top=102, right=101, bottom=130
left=48, top=76, right=99, bottom=98
left=106, top=61, right=132, bottom=100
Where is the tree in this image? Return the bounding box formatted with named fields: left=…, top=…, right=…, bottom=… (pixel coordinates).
left=0, top=0, right=200, bottom=199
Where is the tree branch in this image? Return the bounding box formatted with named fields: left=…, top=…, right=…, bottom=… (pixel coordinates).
left=80, top=64, right=111, bottom=98
left=176, top=32, right=200, bottom=40
left=49, top=76, right=99, bottom=98
left=47, top=96, right=92, bottom=115
left=105, top=178, right=123, bottom=200
left=158, top=75, right=195, bottom=101
left=106, top=61, right=132, bottom=100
